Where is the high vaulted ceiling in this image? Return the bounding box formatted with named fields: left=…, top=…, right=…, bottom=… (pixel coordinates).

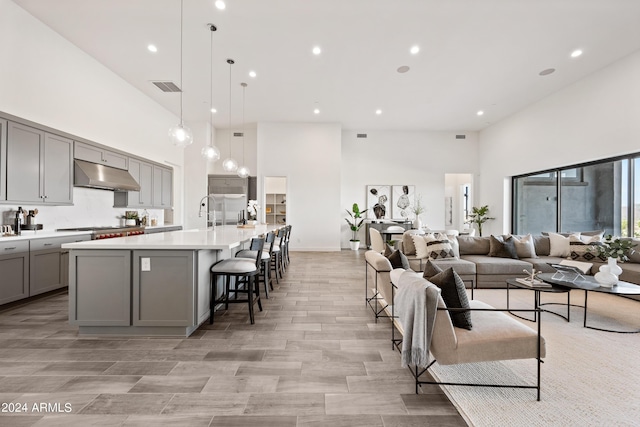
left=12, top=0, right=640, bottom=131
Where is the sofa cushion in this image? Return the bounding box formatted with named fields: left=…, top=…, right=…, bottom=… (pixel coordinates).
left=489, top=235, right=519, bottom=259
left=533, top=235, right=551, bottom=256
left=402, top=231, right=418, bottom=256
left=457, top=236, right=490, bottom=255
left=426, top=239, right=456, bottom=260
left=619, top=262, right=640, bottom=286
left=423, top=259, right=443, bottom=279
left=509, top=234, right=537, bottom=258
left=548, top=232, right=580, bottom=257
left=462, top=255, right=532, bottom=275
left=428, top=268, right=472, bottom=330
left=431, top=258, right=477, bottom=276
left=569, top=237, right=607, bottom=262
left=521, top=256, right=569, bottom=273
left=388, top=249, right=411, bottom=270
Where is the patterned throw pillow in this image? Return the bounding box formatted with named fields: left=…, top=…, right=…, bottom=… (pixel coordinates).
left=426, top=239, right=456, bottom=260
left=428, top=268, right=472, bottom=330
left=411, top=234, right=430, bottom=259
left=569, top=235, right=606, bottom=262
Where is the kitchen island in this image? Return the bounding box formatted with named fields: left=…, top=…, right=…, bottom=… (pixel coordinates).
left=63, top=225, right=271, bottom=337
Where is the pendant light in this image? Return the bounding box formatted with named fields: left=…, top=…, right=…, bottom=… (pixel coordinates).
left=201, top=23, right=221, bottom=161
left=222, top=58, right=238, bottom=172
left=168, top=0, right=193, bottom=147
left=236, top=82, right=250, bottom=178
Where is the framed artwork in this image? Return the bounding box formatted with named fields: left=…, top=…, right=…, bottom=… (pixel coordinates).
left=392, top=185, right=415, bottom=220
left=367, top=185, right=391, bottom=220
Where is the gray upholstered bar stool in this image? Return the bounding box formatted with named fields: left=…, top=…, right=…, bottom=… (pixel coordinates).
left=236, top=231, right=275, bottom=298
left=271, top=227, right=285, bottom=283
left=209, top=236, right=264, bottom=324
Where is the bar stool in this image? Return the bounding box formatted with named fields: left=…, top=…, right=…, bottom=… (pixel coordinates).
left=209, top=236, right=264, bottom=324
left=271, top=228, right=285, bottom=283
left=236, top=231, right=275, bottom=298
left=282, top=225, right=292, bottom=270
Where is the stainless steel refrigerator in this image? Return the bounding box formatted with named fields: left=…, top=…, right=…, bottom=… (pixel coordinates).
left=210, top=194, right=247, bottom=226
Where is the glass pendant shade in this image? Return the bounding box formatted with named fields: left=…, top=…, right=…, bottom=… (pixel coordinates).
left=201, top=145, right=220, bottom=161
left=222, top=157, right=238, bottom=172
left=237, top=165, right=250, bottom=178
left=168, top=123, right=193, bottom=147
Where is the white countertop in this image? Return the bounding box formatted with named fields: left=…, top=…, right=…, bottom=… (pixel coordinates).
left=0, top=230, right=92, bottom=242
left=62, top=225, right=272, bottom=250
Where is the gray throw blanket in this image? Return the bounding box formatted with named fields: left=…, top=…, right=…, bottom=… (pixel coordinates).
left=395, top=271, right=440, bottom=368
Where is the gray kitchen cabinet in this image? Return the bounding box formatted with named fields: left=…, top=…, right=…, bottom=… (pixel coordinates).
left=0, top=119, right=6, bottom=201
left=74, top=140, right=128, bottom=170
left=132, top=250, right=194, bottom=326
left=113, top=158, right=153, bottom=208
left=69, top=250, right=132, bottom=326
left=29, top=235, right=90, bottom=296
left=208, top=175, right=248, bottom=195
left=0, top=240, right=29, bottom=305
left=5, top=122, right=73, bottom=205
left=152, top=165, right=173, bottom=208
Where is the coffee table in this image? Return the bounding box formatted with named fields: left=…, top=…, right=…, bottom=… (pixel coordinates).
left=506, top=278, right=575, bottom=323
left=537, top=273, right=640, bottom=333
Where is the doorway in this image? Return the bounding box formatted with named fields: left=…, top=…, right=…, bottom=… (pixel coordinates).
left=264, top=176, right=287, bottom=225
left=444, top=173, right=473, bottom=232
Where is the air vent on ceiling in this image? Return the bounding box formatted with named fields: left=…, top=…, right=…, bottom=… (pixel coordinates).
left=151, top=81, right=182, bottom=93
left=233, top=132, right=244, bottom=137
left=455, top=134, right=466, bottom=139
left=356, top=133, right=368, bottom=138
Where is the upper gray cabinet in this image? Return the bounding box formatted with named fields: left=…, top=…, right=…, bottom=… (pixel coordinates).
left=153, top=165, right=173, bottom=208
left=114, top=158, right=154, bottom=208
left=74, top=140, right=128, bottom=170
left=5, top=122, right=73, bottom=205
left=0, top=119, right=6, bottom=201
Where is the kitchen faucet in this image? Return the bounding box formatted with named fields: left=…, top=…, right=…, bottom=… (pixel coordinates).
left=198, top=194, right=217, bottom=227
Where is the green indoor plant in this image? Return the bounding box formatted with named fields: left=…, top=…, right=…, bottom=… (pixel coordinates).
left=345, top=203, right=368, bottom=250
left=466, top=205, right=495, bottom=237
left=593, top=235, right=637, bottom=262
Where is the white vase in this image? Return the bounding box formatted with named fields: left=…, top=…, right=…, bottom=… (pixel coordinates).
left=125, top=219, right=137, bottom=226
left=413, top=217, right=422, bottom=230
left=595, top=257, right=621, bottom=287
left=349, top=240, right=360, bottom=251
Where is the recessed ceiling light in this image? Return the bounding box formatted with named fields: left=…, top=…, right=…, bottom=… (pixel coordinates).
left=249, top=70, right=257, bottom=78
left=410, top=45, right=420, bottom=55
left=215, top=0, right=226, bottom=10
left=147, top=44, right=158, bottom=53
left=571, top=49, right=583, bottom=58
left=211, top=108, right=217, bottom=114
left=375, top=109, right=382, bottom=115
left=477, top=110, right=484, bottom=116
left=312, top=46, right=322, bottom=55
left=313, top=108, right=320, bottom=114
left=397, top=65, right=410, bottom=73
left=539, top=68, right=556, bottom=76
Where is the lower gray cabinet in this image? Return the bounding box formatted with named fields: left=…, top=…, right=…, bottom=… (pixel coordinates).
left=69, top=250, right=131, bottom=326
left=132, top=250, right=195, bottom=327
left=0, top=241, right=29, bottom=305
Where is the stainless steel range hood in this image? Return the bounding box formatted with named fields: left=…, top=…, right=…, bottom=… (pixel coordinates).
left=74, top=159, right=141, bottom=191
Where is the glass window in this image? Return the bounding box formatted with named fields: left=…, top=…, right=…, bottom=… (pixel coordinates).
left=514, top=172, right=557, bottom=234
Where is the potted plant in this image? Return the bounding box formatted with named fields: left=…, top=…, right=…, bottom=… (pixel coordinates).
left=124, top=211, right=138, bottom=226
left=411, top=194, right=425, bottom=230
left=345, top=203, right=368, bottom=250
left=466, top=205, right=494, bottom=237
left=591, top=235, right=637, bottom=287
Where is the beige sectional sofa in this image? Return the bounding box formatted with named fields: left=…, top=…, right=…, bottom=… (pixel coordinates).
left=399, top=232, right=640, bottom=290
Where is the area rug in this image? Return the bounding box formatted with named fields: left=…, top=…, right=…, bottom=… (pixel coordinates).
left=428, top=289, right=640, bottom=427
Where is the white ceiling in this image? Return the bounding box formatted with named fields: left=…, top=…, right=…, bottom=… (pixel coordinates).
left=13, top=0, right=640, bottom=131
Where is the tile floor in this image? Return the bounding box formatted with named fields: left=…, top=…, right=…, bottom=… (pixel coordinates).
left=0, top=251, right=466, bottom=426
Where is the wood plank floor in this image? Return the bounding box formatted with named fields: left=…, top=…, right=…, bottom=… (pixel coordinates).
left=0, top=250, right=466, bottom=426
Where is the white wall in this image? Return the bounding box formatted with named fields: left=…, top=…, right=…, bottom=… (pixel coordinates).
left=183, top=121, right=211, bottom=229
left=258, top=123, right=342, bottom=251
left=478, top=49, right=640, bottom=236
left=341, top=131, right=479, bottom=247
left=0, top=0, right=185, bottom=227
left=208, top=128, right=257, bottom=176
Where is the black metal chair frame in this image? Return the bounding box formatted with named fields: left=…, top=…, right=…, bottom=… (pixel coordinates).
left=364, top=258, right=392, bottom=323
left=390, top=281, right=544, bottom=401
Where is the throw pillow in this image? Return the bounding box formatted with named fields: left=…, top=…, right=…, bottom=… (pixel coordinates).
left=548, top=232, right=580, bottom=257
left=488, top=235, right=519, bottom=259
left=568, top=235, right=606, bottom=262
left=426, top=239, right=456, bottom=260
left=384, top=243, right=394, bottom=257
left=423, top=259, right=443, bottom=280
left=428, top=268, right=472, bottom=330
left=411, top=234, right=429, bottom=259
left=445, top=234, right=460, bottom=258
left=402, top=231, right=417, bottom=255
left=508, top=234, right=537, bottom=258
left=388, top=249, right=411, bottom=270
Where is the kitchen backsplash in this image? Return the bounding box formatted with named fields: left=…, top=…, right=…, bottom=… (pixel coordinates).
left=1, top=187, right=165, bottom=230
